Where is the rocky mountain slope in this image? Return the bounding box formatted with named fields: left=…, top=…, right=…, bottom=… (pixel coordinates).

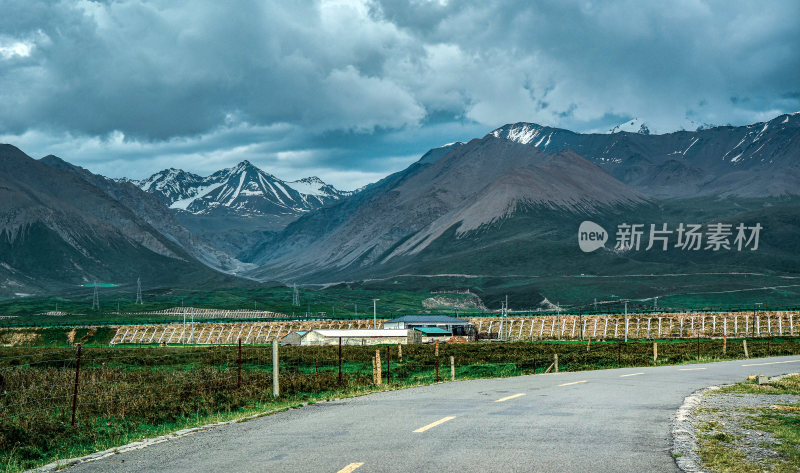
left=492, top=112, right=800, bottom=197
left=0, top=145, right=235, bottom=297
left=243, top=114, right=800, bottom=285
left=243, top=137, right=645, bottom=281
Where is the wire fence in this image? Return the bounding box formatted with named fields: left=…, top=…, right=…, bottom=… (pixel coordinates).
left=1, top=337, right=799, bottom=470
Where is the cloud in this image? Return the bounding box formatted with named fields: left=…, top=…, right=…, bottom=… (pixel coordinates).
left=0, top=0, right=798, bottom=187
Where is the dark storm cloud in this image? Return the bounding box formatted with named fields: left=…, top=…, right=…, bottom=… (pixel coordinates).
left=1, top=0, right=798, bottom=188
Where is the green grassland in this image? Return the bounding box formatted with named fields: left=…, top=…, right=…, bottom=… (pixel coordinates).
left=2, top=272, right=799, bottom=329
left=698, top=375, right=800, bottom=472
left=1, top=337, right=799, bottom=471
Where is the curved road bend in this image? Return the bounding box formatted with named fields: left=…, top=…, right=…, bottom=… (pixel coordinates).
left=68, top=355, right=800, bottom=473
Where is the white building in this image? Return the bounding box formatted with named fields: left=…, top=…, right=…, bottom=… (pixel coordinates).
left=281, top=329, right=409, bottom=346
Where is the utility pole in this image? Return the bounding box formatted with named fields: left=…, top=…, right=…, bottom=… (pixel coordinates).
left=753, top=302, right=762, bottom=338
left=557, top=302, right=561, bottom=339
left=372, top=299, right=379, bottom=328
left=136, top=277, right=142, bottom=305
left=624, top=300, right=629, bottom=342
left=499, top=300, right=505, bottom=340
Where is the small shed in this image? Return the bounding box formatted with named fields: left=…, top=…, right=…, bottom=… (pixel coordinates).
left=409, top=326, right=451, bottom=344
left=280, top=331, right=307, bottom=346
left=281, top=329, right=409, bottom=346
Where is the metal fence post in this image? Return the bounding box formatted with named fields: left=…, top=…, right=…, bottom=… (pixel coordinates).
left=71, top=343, right=82, bottom=427
left=697, top=331, right=701, bottom=360
left=272, top=339, right=279, bottom=397
left=338, top=337, right=343, bottom=384
left=386, top=345, right=391, bottom=384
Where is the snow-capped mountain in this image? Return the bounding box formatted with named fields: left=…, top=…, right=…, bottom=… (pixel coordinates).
left=133, top=161, right=353, bottom=217
left=610, top=118, right=651, bottom=135
left=607, top=116, right=714, bottom=135
left=491, top=112, right=800, bottom=197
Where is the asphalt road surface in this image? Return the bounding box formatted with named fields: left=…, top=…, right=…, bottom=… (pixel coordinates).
left=68, top=355, right=800, bottom=473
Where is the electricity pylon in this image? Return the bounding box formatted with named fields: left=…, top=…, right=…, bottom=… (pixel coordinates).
left=136, top=277, right=143, bottom=304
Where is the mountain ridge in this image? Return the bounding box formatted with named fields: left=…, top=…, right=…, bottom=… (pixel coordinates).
left=132, top=161, right=353, bottom=218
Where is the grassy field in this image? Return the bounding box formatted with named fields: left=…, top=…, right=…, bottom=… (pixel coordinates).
left=3, top=265, right=800, bottom=329
left=1, top=337, right=799, bottom=471
left=696, top=375, right=800, bottom=473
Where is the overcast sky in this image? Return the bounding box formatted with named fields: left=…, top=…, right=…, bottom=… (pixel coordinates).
left=1, top=0, right=798, bottom=189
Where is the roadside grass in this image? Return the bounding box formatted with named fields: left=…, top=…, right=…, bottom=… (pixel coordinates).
left=1, top=339, right=798, bottom=472
left=698, top=375, right=800, bottom=473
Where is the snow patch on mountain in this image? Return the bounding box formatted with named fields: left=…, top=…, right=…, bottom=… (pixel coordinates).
left=286, top=177, right=330, bottom=196
left=610, top=118, right=651, bottom=135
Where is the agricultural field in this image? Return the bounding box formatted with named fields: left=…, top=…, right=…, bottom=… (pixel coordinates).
left=3, top=273, right=800, bottom=328
left=1, top=337, right=799, bottom=471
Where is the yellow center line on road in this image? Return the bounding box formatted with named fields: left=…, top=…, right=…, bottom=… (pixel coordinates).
left=336, top=463, right=364, bottom=473
left=495, top=393, right=526, bottom=402
left=620, top=372, right=645, bottom=377
left=558, top=380, right=587, bottom=387
left=742, top=360, right=800, bottom=367
left=413, top=416, right=456, bottom=433
left=679, top=367, right=707, bottom=371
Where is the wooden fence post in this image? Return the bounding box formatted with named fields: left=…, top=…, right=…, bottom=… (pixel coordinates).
left=398, top=343, right=403, bottom=362
left=743, top=339, right=749, bottom=359
left=653, top=342, right=658, bottom=365
left=554, top=353, right=559, bottom=373
left=375, top=350, right=382, bottom=385
left=450, top=356, right=455, bottom=381
left=586, top=338, right=591, bottom=352
left=723, top=336, right=727, bottom=356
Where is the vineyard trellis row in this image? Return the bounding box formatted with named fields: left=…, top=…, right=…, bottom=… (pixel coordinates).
left=105, top=311, right=800, bottom=345
left=477, top=311, right=799, bottom=340
left=109, top=319, right=378, bottom=345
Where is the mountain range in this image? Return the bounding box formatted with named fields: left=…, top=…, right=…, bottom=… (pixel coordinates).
left=1, top=113, right=798, bottom=301
left=131, top=162, right=351, bottom=218
left=0, top=145, right=238, bottom=297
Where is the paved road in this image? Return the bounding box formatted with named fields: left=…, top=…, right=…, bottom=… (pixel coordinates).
left=69, top=356, right=800, bottom=473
